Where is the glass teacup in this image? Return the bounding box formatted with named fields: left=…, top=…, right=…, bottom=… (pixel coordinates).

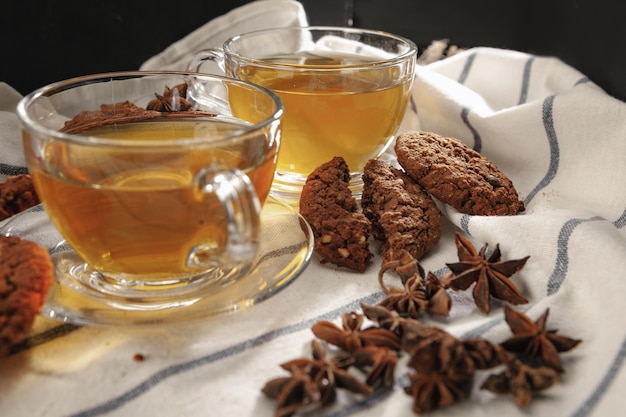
left=17, top=71, right=283, bottom=310
left=189, top=26, right=417, bottom=201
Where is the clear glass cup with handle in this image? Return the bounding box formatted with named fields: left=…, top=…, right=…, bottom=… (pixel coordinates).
left=17, top=71, right=283, bottom=311
left=189, top=26, right=417, bottom=202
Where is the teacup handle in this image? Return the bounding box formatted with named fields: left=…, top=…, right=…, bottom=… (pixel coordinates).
left=187, top=48, right=226, bottom=74
left=187, top=167, right=261, bottom=269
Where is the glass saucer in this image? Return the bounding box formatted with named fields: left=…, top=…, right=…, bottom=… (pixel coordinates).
left=0, top=197, right=313, bottom=327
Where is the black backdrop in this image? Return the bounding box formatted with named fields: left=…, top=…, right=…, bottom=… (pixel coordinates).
left=2, top=0, right=626, bottom=102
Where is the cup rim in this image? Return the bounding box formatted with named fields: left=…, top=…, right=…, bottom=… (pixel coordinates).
left=16, top=70, right=284, bottom=148
left=223, top=25, right=418, bottom=71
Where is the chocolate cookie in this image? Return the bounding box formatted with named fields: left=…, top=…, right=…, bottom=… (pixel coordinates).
left=362, top=159, right=442, bottom=263
left=299, top=157, right=373, bottom=272
left=0, top=235, right=53, bottom=357
left=0, top=174, right=41, bottom=221
left=395, top=132, right=525, bottom=216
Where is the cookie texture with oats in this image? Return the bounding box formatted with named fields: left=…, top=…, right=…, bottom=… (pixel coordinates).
left=0, top=235, right=53, bottom=357
left=362, top=159, right=442, bottom=263
left=299, top=157, right=373, bottom=272
left=395, top=131, right=525, bottom=216
left=0, top=174, right=40, bottom=221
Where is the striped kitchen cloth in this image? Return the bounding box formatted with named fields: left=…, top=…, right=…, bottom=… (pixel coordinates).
left=2, top=8, right=626, bottom=417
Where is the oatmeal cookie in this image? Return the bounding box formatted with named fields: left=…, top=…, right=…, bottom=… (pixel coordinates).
left=0, top=235, right=53, bottom=357
left=362, top=159, right=442, bottom=263
left=299, top=157, right=373, bottom=272
left=0, top=174, right=40, bottom=221
left=395, top=131, right=525, bottom=216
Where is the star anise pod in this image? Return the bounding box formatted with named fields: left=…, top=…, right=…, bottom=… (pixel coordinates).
left=311, top=311, right=401, bottom=352
left=262, top=340, right=373, bottom=416
left=405, top=368, right=473, bottom=414
left=445, top=232, right=529, bottom=314
left=404, top=333, right=474, bottom=414
left=350, top=345, right=399, bottom=388
left=399, top=315, right=506, bottom=413
left=378, top=273, right=428, bottom=318
left=424, top=271, right=452, bottom=316
left=283, top=340, right=373, bottom=404
left=377, top=251, right=451, bottom=318
left=500, top=305, right=582, bottom=372
left=406, top=330, right=468, bottom=373
left=400, top=317, right=450, bottom=354
left=481, top=349, right=560, bottom=407
left=462, top=338, right=502, bottom=370
left=262, top=367, right=320, bottom=417
left=403, top=322, right=505, bottom=413
left=408, top=326, right=499, bottom=371
left=386, top=249, right=426, bottom=283
left=146, top=83, right=192, bottom=112
left=360, top=303, right=405, bottom=336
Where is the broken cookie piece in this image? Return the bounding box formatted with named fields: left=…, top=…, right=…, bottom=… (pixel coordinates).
left=299, top=157, right=373, bottom=272
left=362, top=159, right=442, bottom=263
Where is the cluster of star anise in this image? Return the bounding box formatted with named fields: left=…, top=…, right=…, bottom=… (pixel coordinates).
left=481, top=304, right=582, bottom=407
left=261, top=232, right=582, bottom=416
left=403, top=301, right=582, bottom=412
left=262, top=312, right=401, bottom=416
left=376, top=231, right=530, bottom=318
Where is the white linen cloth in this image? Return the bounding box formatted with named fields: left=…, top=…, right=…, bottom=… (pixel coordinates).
left=1, top=1, right=626, bottom=416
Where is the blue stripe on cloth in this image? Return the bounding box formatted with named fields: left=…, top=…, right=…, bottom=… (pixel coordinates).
left=613, top=207, right=626, bottom=228
left=547, top=216, right=604, bottom=296
left=524, top=95, right=559, bottom=205
left=460, top=214, right=471, bottom=235
left=461, top=106, right=482, bottom=152
left=570, top=332, right=626, bottom=417
left=457, top=51, right=476, bottom=85
left=0, top=163, right=28, bottom=176
left=456, top=51, right=482, bottom=153
left=66, top=292, right=385, bottom=417
left=9, top=323, right=80, bottom=355
left=519, top=55, right=535, bottom=105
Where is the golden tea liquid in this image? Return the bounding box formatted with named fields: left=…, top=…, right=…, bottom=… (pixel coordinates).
left=234, top=51, right=413, bottom=177
left=29, top=117, right=277, bottom=278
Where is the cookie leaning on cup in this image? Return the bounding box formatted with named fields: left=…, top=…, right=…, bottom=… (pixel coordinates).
left=395, top=131, right=525, bottom=216
left=299, top=156, right=374, bottom=272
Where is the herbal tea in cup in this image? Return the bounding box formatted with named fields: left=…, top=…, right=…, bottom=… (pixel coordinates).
left=17, top=72, right=282, bottom=309
left=189, top=26, right=417, bottom=200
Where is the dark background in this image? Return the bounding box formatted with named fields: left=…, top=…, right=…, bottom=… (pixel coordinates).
left=2, top=0, right=626, bottom=101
